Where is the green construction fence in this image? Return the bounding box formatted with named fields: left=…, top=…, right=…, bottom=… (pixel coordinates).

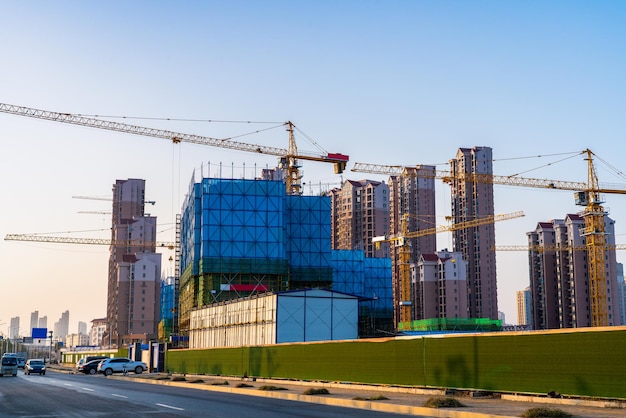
left=166, top=327, right=626, bottom=399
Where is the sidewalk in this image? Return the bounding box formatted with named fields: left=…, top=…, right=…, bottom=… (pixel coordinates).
left=53, top=364, right=626, bottom=417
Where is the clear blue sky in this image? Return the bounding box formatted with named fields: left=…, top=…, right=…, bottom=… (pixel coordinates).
left=1, top=1, right=625, bottom=333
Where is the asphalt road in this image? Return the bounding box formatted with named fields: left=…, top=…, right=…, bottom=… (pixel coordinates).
left=0, top=370, right=420, bottom=417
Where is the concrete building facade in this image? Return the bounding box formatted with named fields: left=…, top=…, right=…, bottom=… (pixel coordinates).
left=53, top=310, right=69, bottom=340
left=449, top=147, right=498, bottom=320
left=105, top=179, right=161, bottom=347
left=418, top=250, right=467, bottom=319
left=527, top=214, right=620, bottom=329
left=516, top=287, right=532, bottom=327
left=388, top=166, right=437, bottom=324
left=330, top=179, right=390, bottom=258
left=9, top=317, right=19, bottom=339
left=617, top=263, right=626, bottom=326
left=29, top=311, right=38, bottom=334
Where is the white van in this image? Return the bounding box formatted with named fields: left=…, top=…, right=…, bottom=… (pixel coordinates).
left=1, top=354, right=19, bottom=377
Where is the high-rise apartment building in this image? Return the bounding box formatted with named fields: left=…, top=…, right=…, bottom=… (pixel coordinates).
left=30, top=311, right=39, bottom=334
left=418, top=250, right=467, bottom=319
left=516, top=287, right=532, bottom=327
left=527, top=214, right=620, bottom=329
left=106, top=179, right=161, bottom=347
left=388, top=166, right=437, bottom=324
left=449, top=147, right=498, bottom=320
left=617, top=263, right=626, bottom=326
left=9, top=317, right=19, bottom=339
left=53, top=310, right=69, bottom=340
left=38, top=316, right=47, bottom=329
left=330, top=179, right=390, bottom=258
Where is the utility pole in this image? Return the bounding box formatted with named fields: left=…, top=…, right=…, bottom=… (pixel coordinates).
left=48, top=331, right=53, bottom=363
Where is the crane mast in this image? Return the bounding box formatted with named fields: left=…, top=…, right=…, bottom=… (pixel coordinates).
left=580, top=149, right=609, bottom=326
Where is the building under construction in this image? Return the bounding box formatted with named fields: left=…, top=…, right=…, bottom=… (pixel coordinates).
left=176, top=174, right=393, bottom=342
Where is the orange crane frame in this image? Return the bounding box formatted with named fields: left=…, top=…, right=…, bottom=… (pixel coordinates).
left=372, top=211, right=525, bottom=327
left=353, top=149, right=626, bottom=326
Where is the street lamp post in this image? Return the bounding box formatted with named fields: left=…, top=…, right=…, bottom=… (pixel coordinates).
left=48, top=331, right=53, bottom=363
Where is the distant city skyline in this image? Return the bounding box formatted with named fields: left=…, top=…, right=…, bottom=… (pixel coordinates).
left=2, top=310, right=88, bottom=338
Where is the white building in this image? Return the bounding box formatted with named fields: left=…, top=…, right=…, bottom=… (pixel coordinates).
left=189, top=289, right=359, bottom=349
left=65, top=333, right=89, bottom=348
left=89, top=318, right=107, bottom=347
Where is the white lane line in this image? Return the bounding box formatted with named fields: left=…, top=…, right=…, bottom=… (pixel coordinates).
left=82, top=388, right=94, bottom=391
left=156, top=403, right=185, bottom=411
left=64, top=383, right=73, bottom=387
left=112, top=393, right=128, bottom=399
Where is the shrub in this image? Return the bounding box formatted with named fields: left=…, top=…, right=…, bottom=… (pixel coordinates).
left=353, top=395, right=389, bottom=401
left=303, top=388, right=330, bottom=395
left=423, top=397, right=465, bottom=408
left=258, top=385, right=288, bottom=391
left=211, top=380, right=229, bottom=386
left=521, top=407, right=572, bottom=418
left=171, top=376, right=186, bottom=382
left=236, top=383, right=254, bottom=388
left=189, top=378, right=204, bottom=383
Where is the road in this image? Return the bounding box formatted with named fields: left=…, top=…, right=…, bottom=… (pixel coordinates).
left=0, top=370, right=419, bottom=417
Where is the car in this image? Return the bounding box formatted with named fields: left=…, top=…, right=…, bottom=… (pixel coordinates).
left=97, top=357, right=147, bottom=376
left=0, top=355, right=18, bottom=377
left=78, top=359, right=104, bottom=375
left=17, top=357, right=26, bottom=369
left=76, top=355, right=108, bottom=371
left=24, top=359, right=46, bottom=375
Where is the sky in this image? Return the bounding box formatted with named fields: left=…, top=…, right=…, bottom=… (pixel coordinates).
left=1, top=1, right=625, bottom=334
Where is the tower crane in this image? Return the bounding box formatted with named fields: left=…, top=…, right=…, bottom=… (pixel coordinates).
left=0, top=102, right=349, bottom=196
left=495, top=244, right=626, bottom=252
left=353, top=149, right=626, bottom=327
left=4, top=233, right=176, bottom=250
left=372, top=211, right=525, bottom=327
left=72, top=195, right=156, bottom=205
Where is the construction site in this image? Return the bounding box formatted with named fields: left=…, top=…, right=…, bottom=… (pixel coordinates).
left=3, top=101, right=626, bottom=345
left=4, top=101, right=626, bottom=401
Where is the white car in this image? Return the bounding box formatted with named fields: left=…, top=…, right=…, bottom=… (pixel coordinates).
left=97, top=357, right=147, bottom=376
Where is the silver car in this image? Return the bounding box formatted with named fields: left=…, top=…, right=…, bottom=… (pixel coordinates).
left=97, top=357, right=147, bottom=376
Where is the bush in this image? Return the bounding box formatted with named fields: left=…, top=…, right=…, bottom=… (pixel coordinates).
left=353, top=395, right=389, bottom=401
left=258, top=385, right=288, bottom=391
left=189, top=378, right=204, bottom=383
left=303, top=388, right=330, bottom=395
left=521, top=407, right=572, bottom=417
left=211, top=380, right=229, bottom=386
left=236, top=383, right=254, bottom=388
left=171, top=376, right=186, bottom=382
left=423, top=397, right=465, bottom=408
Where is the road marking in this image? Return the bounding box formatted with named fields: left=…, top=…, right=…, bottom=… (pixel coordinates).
left=156, top=403, right=184, bottom=411
left=112, top=393, right=128, bottom=399
left=82, top=388, right=94, bottom=391
left=64, top=383, right=73, bottom=387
